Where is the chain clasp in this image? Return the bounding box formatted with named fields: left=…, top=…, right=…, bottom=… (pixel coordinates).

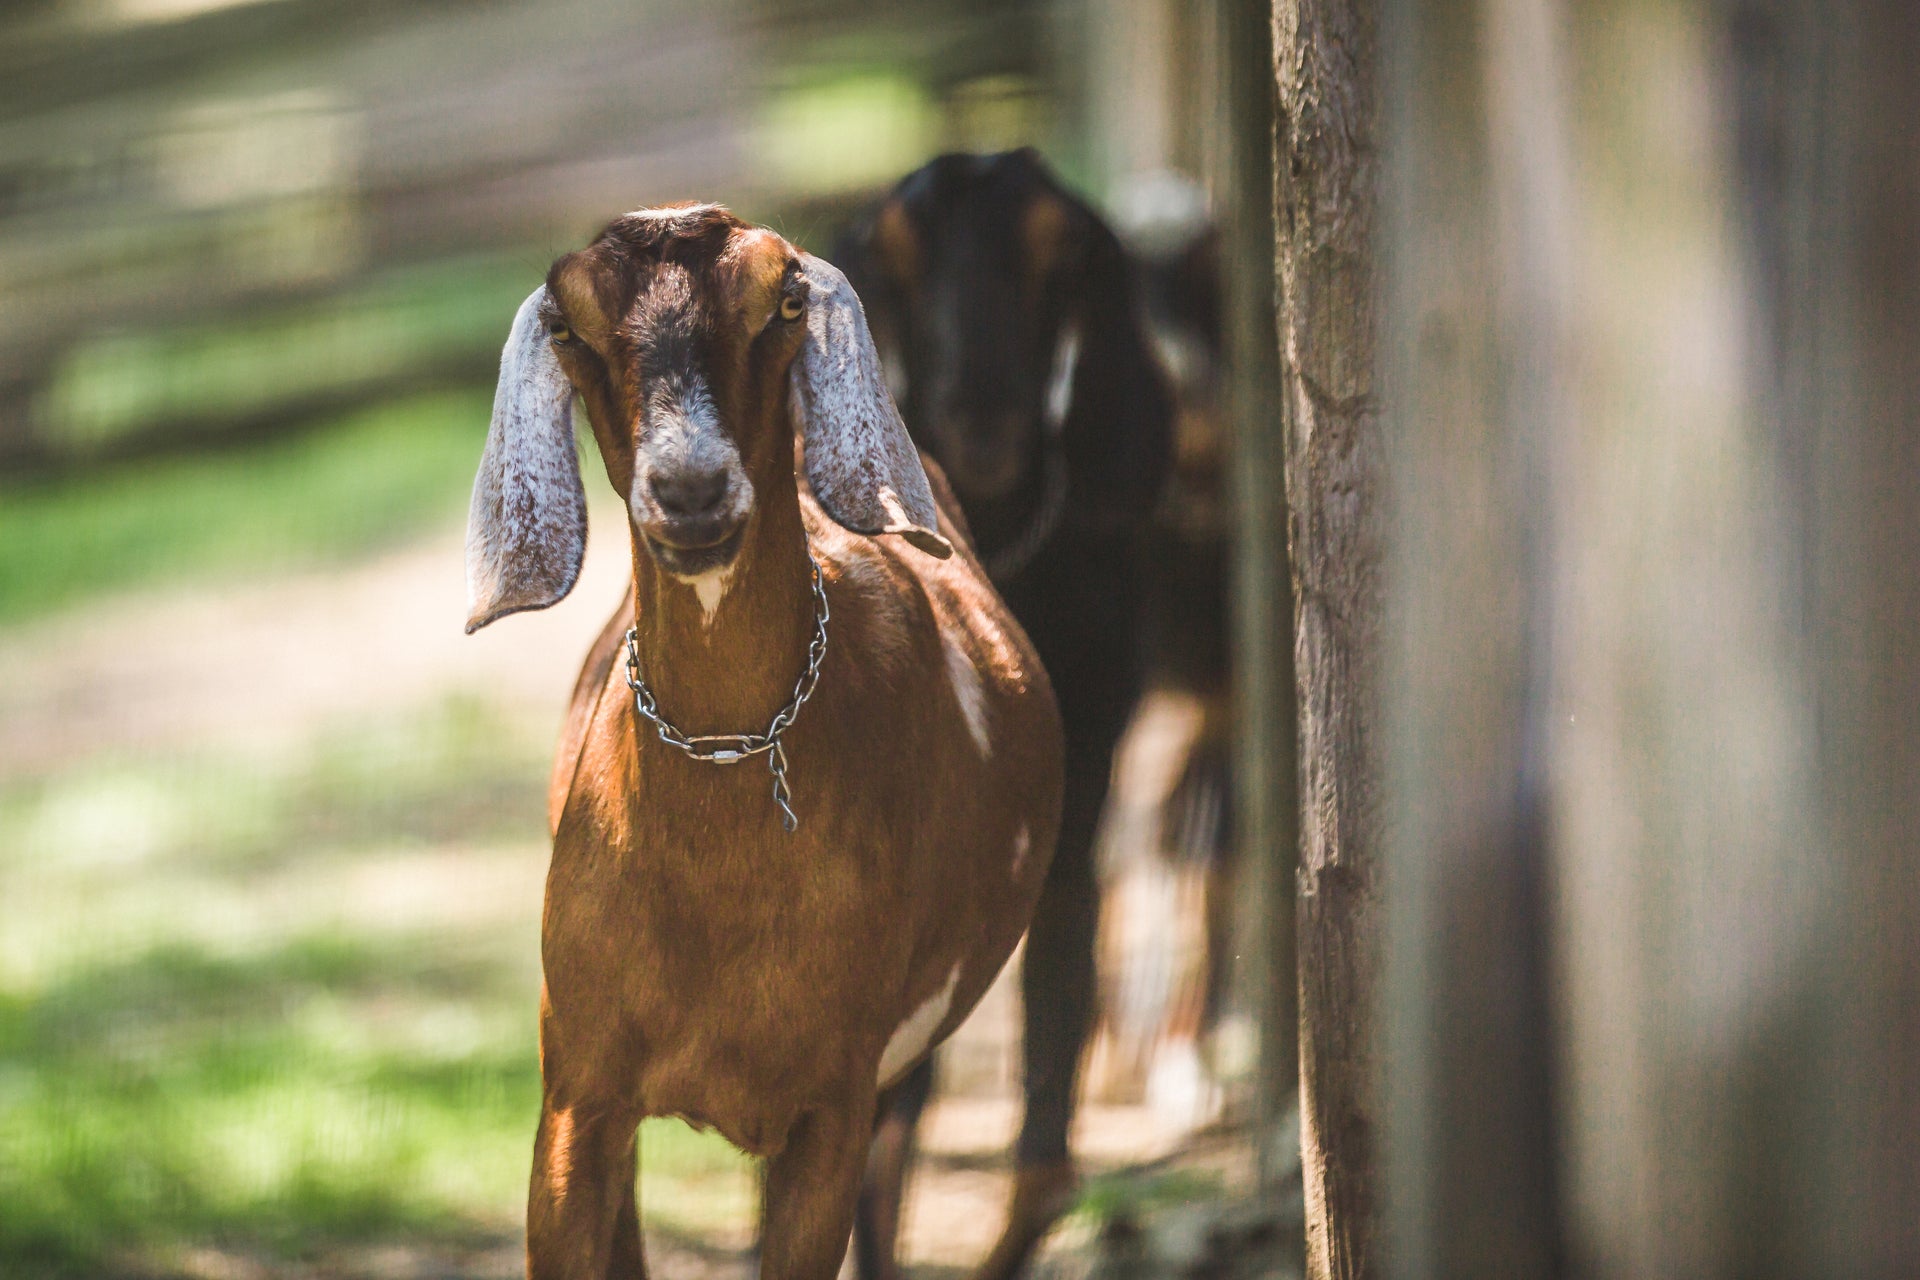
left=622, top=549, right=830, bottom=833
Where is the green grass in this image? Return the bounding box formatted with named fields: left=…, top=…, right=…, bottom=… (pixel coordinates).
left=0, top=697, right=757, bottom=1277
left=0, top=390, right=488, bottom=622
left=1071, top=1165, right=1230, bottom=1226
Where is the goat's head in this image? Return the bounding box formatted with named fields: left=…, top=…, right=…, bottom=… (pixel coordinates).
left=847, top=149, right=1162, bottom=507
left=464, top=204, right=950, bottom=633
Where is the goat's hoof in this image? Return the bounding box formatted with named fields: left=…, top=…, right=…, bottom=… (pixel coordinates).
left=971, top=1159, right=1078, bottom=1280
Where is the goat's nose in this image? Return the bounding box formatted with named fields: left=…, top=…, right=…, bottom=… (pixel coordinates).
left=650, top=467, right=730, bottom=518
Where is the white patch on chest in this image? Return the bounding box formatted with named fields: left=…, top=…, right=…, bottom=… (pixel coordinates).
left=941, top=630, right=991, bottom=757
left=1011, top=824, right=1031, bottom=878
left=677, top=565, right=735, bottom=625
left=878, top=963, right=963, bottom=1087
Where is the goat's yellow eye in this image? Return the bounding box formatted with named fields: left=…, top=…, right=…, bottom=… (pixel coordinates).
left=778, top=294, right=805, bottom=322
left=548, top=321, right=572, bottom=343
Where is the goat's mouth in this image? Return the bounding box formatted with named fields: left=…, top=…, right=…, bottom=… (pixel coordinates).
left=645, top=522, right=745, bottom=577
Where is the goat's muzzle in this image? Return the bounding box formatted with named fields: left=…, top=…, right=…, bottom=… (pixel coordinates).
left=642, top=516, right=745, bottom=577
left=632, top=456, right=753, bottom=577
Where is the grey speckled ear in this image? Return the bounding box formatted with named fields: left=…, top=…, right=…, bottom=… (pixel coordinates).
left=790, top=253, right=952, bottom=559
left=464, top=286, right=587, bottom=633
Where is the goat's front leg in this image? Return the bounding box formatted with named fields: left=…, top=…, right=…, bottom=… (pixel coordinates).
left=761, top=1095, right=877, bottom=1280
left=527, top=1096, right=644, bottom=1280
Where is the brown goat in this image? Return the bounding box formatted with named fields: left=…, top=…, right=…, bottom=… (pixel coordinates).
left=463, top=204, right=1063, bottom=1280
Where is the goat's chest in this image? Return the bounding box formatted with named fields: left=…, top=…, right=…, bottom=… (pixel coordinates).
left=541, top=750, right=934, bottom=1114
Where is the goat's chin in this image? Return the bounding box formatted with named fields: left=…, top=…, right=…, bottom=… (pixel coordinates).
left=646, top=525, right=744, bottom=578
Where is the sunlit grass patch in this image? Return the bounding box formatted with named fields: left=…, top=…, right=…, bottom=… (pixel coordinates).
left=0, top=696, right=551, bottom=985
left=0, top=389, right=488, bottom=622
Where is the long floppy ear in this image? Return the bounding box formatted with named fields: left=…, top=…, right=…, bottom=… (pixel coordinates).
left=464, top=286, right=587, bottom=633
left=1059, top=215, right=1174, bottom=515
left=790, top=253, right=952, bottom=559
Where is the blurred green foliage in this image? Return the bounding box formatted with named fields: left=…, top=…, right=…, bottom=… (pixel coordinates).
left=757, top=72, right=940, bottom=195
left=38, top=256, right=538, bottom=451
left=0, top=390, right=487, bottom=622
left=1072, top=1166, right=1228, bottom=1223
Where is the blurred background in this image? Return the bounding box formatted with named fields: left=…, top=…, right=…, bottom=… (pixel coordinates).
left=13, top=1, right=1913, bottom=1276
left=0, top=1, right=1282, bottom=1276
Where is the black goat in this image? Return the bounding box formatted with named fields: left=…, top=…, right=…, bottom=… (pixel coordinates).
left=837, top=149, right=1175, bottom=1280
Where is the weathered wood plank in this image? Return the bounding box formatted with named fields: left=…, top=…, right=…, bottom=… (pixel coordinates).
left=1271, top=1, right=1381, bottom=1275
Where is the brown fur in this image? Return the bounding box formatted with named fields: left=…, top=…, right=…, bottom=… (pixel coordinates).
left=521, top=208, right=1063, bottom=1279
left=872, top=199, right=922, bottom=299
left=1019, top=193, right=1073, bottom=293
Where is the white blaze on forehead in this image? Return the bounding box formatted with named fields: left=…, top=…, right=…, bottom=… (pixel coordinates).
left=630, top=374, right=751, bottom=531
left=636, top=377, right=727, bottom=486
left=878, top=963, right=963, bottom=1087
left=942, top=629, right=991, bottom=757
left=1011, top=824, right=1031, bottom=878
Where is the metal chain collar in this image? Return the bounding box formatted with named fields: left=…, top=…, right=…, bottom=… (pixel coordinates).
left=984, top=449, right=1070, bottom=584
left=623, top=550, right=830, bottom=832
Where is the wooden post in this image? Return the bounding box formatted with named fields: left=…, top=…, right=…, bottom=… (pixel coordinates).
left=1376, top=0, right=1920, bottom=1272
left=1270, top=0, right=1382, bottom=1274
left=1375, top=0, right=1567, bottom=1270
left=1794, top=3, right=1920, bottom=1266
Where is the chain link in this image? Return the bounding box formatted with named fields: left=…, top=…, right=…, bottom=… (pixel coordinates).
left=624, top=550, right=830, bottom=832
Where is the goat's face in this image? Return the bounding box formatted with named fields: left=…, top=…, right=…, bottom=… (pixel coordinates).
left=538, top=206, right=816, bottom=578
left=860, top=150, right=1092, bottom=504
left=463, top=205, right=949, bottom=634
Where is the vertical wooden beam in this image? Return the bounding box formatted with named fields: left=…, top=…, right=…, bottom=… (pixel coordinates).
left=1796, top=2, right=1920, bottom=1267
left=1377, top=0, right=1920, bottom=1272
left=1270, top=0, right=1381, bottom=1273
left=1375, top=0, right=1565, bottom=1272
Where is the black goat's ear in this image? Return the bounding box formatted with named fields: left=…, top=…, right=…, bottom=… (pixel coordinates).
left=1059, top=219, right=1174, bottom=511
left=789, top=253, right=952, bottom=560
left=464, top=286, right=588, bottom=633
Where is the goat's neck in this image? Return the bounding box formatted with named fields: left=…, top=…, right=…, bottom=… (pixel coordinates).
left=626, top=494, right=816, bottom=738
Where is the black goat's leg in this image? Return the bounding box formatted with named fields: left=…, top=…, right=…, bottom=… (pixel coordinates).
left=975, top=753, right=1108, bottom=1280
left=852, top=1057, right=936, bottom=1280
